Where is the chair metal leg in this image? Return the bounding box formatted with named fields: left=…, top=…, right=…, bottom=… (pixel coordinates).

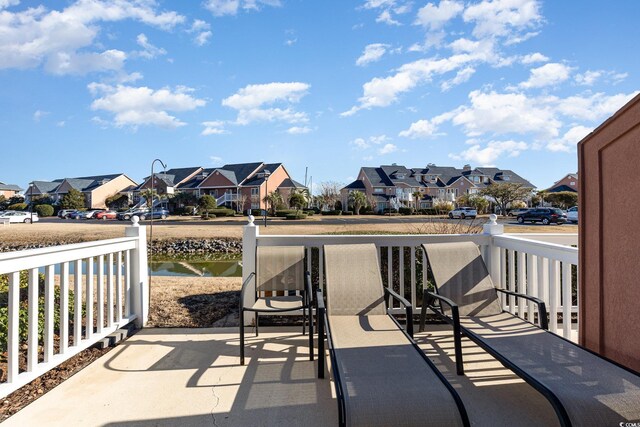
left=308, top=305, right=314, bottom=361
left=255, top=313, right=259, bottom=337
left=452, top=307, right=464, bottom=375
left=302, top=305, right=306, bottom=335
left=419, top=301, right=428, bottom=333
left=240, top=310, right=245, bottom=365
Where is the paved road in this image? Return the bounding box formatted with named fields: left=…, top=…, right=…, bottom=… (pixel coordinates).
left=38, top=216, right=572, bottom=228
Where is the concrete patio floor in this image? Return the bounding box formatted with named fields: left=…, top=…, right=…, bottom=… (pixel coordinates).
left=4, top=324, right=560, bottom=427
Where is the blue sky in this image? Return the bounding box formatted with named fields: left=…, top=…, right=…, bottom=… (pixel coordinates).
left=1, top=0, right=638, bottom=191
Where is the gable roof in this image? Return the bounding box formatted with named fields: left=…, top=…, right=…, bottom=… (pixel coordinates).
left=546, top=184, right=577, bottom=193
left=342, top=180, right=366, bottom=190
left=57, top=174, right=131, bottom=192
left=0, top=182, right=23, bottom=192
left=379, top=165, right=418, bottom=186
left=241, top=163, right=283, bottom=186
left=220, top=162, right=264, bottom=184
left=476, top=168, right=535, bottom=188
left=361, top=167, right=394, bottom=187
left=278, top=178, right=306, bottom=189
left=32, top=180, right=62, bottom=194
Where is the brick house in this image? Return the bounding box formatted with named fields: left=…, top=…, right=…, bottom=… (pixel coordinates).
left=152, top=162, right=306, bottom=212
left=341, top=163, right=535, bottom=213
left=544, top=173, right=578, bottom=193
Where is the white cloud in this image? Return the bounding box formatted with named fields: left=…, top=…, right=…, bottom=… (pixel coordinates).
left=575, top=70, right=602, bottom=86
left=370, top=134, right=389, bottom=144
left=414, top=0, right=463, bottom=30
left=546, top=125, right=592, bottom=152
left=188, top=20, right=212, bottom=46
left=56, top=120, right=66, bottom=127
left=222, top=82, right=310, bottom=125
left=287, top=126, right=312, bottom=134
left=351, top=137, right=370, bottom=149
left=554, top=91, right=639, bottom=122
left=356, top=43, right=390, bottom=66
left=399, top=119, right=439, bottom=138
left=134, top=33, right=166, bottom=59
left=0, top=0, right=184, bottom=75
left=463, top=0, right=543, bottom=42
left=363, top=0, right=396, bottom=9
left=89, top=83, right=206, bottom=129
left=520, top=52, right=548, bottom=64
left=210, top=156, right=223, bottom=165
left=201, top=121, right=227, bottom=135
left=33, top=110, right=50, bottom=122
left=363, top=155, right=374, bottom=161
left=519, top=62, right=572, bottom=89
left=204, top=0, right=281, bottom=17
left=379, top=143, right=398, bottom=154
left=376, top=10, right=401, bottom=25
left=441, top=66, right=475, bottom=91
left=450, top=90, right=561, bottom=138
left=0, top=0, right=19, bottom=9
left=450, top=140, right=528, bottom=165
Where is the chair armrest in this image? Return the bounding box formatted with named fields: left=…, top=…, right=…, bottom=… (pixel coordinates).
left=384, top=288, right=414, bottom=338
left=316, top=289, right=325, bottom=311
left=426, top=291, right=459, bottom=314
left=304, top=271, right=313, bottom=306
left=495, top=288, right=549, bottom=330
left=239, top=272, right=255, bottom=310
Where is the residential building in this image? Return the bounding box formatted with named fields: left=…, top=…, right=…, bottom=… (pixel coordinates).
left=26, top=174, right=138, bottom=209
left=178, top=162, right=306, bottom=211
left=544, top=173, right=578, bottom=193
left=133, top=167, right=204, bottom=203
left=341, top=163, right=535, bottom=213
left=0, top=181, right=23, bottom=198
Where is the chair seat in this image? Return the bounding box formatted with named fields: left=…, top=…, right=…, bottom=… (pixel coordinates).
left=250, top=295, right=305, bottom=312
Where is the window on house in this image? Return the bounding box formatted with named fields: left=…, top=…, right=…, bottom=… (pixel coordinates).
left=503, top=176, right=511, bottom=181
left=570, top=182, right=575, bottom=186
left=251, top=188, right=259, bottom=196
left=374, top=188, right=384, bottom=193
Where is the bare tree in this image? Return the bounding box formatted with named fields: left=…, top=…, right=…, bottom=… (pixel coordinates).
left=480, top=183, right=532, bottom=216
left=318, top=181, right=342, bottom=210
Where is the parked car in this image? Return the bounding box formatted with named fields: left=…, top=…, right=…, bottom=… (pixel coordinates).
left=81, top=209, right=107, bottom=219
left=117, top=209, right=146, bottom=221
left=567, top=206, right=578, bottom=224
left=94, top=210, right=117, bottom=220
left=449, top=207, right=477, bottom=219
left=508, top=208, right=530, bottom=217
left=0, top=211, right=39, bottom=223
left=68, top=211, right=84, bottom=220
left=517, top=208, right=567, bottom=225
left=138, top=208, right=169, bottom=220
left=57, top=209, right=77, bottom=219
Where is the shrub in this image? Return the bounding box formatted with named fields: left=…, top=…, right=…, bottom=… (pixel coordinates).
left=250, top=209, right=263, bottom=216
left=433, top=201, right=454, bottom=213
left=284, top=213, right=307, bottom=220
left=184, top=206, right=196, bottom=215
left=398, top=207, right=414, bottom=215
left=0, top=271, right=81, bottom=353
left=383, top=208, right=398, bottom=214
left=419, top=208, right=439, bottom=215
left=205, top=208, right=235, bottom=217
left=105, top=194, right=129, bottom=210
left=35, top=204, right=54, bottom=217
left=321, top=210, right=342, bottom=216
left=342, top=211, right=354, bottom=215
left=200, top=214, right=217, bottom=220
left=276, top=209, right=298, bottom=217
left=8, top=203, right=27, bottom=211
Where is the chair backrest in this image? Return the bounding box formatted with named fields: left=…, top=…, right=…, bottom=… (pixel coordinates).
left=324, top=243, right=386, bottom=316
left=256, top=246, right=305, bottom=292
left=422, top=242, right=502, bottom=317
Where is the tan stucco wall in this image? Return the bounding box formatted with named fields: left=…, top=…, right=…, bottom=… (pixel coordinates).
left=257, top=165, right=290, bottom=209
left=90, top=175, right=137, bottom=209
left=578, top=93, right=640, bottom=371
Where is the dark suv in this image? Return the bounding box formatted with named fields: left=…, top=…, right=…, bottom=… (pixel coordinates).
left=517, top=208, right=567, bottom=225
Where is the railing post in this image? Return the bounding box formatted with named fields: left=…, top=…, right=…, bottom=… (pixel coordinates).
left=483, top=214, right=504, bottom=285
left=242, top=215, right=259, bottom=326
left=125, top=216, right=148, bottom=328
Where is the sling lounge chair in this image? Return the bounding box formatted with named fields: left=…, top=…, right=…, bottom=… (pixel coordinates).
left=419, top=241, right=640, bottom=426
left=239, top=246, right=313, bottom=365
left=317, top=243, right=469, bottom=427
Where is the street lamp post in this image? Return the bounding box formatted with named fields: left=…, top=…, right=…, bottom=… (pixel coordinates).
left=263, top=169, right=271, bottom=227
left=149, top=159, right=167, bottom=306
left=29, top=183, right=34, bottom=225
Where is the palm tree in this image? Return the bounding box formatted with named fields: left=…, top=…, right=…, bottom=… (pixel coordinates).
left=412, top=190, right=422, bottom=211
left=348, top=191, right=367, bottom=215
left=263, top=191, right=283, bottom=216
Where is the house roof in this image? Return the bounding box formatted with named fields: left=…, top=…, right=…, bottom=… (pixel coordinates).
left=278, top=178, right=306, bottom=189
left=342, top=180, right=366, bottom=190
left=140, top=167, right=202, bottom=190
left=379, top=165, right=418, bottom=186
left=221, top=162, right=264, bottom=184
left=361, top=167, right=394, bottom=187
left=241, top=163, right=283, bottom=186
left=57, top=174, right=130, bottom=192
left=546, top=184, right=577, bottom=193
left=32, top=180, right=62, bottom=194
left=0, top=182, right=23, bottom=192
left=476, top=168, right=535, bottom=188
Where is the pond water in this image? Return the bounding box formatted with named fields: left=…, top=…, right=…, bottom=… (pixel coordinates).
left=149, top=254, right=242, bottom=278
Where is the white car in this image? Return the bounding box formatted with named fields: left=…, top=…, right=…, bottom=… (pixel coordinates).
left=0, top=211, right=39, bottom=223
left=567, top=206, right=578, bottom=223
left=449, top=207, right=477, bottom=219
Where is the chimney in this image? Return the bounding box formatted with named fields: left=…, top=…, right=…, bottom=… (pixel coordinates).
left=463, top=164, right=471, bottom=172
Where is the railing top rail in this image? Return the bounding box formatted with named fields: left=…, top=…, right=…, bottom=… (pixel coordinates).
left=256, top=233, right=491, bottom=247
left=0, top=237, right=138, bottom=274
left=504, top=233, right=578, bottom=245
left=493, top=234, right=578, bottom=264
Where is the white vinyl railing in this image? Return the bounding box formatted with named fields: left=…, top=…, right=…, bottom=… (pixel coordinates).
left=0, top=218, right=148, bottom=398
left=242, top=215, right=579, bottom=341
